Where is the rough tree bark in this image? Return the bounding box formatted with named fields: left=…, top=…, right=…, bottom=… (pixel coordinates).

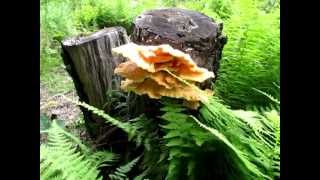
left=131, top=8, right=227, bottom=88
left=61, top=27, right=129, bottom=139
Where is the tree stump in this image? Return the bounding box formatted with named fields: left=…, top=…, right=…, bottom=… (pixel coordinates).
left=60, top=9, right=227, bottom=154
left=131, top=8, right=227, bottom=88
left=61, top=27, right=130, bottom=139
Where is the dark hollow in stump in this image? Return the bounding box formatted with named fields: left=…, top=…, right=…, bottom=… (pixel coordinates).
left=131, top=8, right=227, bottom=88
left=61, top=27, right=130, bottom=142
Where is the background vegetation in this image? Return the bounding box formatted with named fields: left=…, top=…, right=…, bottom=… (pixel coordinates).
left=40, top=0, right=279, bottom=107
left=40, top=0, right=280, bottom=179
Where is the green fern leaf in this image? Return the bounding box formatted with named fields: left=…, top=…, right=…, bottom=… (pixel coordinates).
left=40, top=120, right=117, bottom=180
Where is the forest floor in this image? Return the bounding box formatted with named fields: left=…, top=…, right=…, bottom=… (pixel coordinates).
left=40, top=68, right=85, bottom=144
left=40, top=85, right=80, bottom=125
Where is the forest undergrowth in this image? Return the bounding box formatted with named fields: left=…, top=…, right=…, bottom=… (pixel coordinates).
left=40, top=0, right=280, bottom=179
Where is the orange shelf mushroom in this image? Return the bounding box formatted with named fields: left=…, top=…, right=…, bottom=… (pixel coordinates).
left=112, top=43, right=214, bottom=109
left=113, top=43, right=214, bottom=82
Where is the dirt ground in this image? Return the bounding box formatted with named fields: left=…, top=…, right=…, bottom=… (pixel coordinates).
left=40, top=85, right=81, bottom=125
left=40, top=83, right=85, bottom=143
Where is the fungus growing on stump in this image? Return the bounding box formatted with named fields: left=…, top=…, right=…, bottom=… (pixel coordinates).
left=113, top=43, right=214, bottom=109
left=131, top=8, right=227, bottom=88
left=60, top=8, right=226, bottom=148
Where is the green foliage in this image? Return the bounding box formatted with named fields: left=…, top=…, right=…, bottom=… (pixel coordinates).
left=206, top=0, right=233, bottom=19
left=77, top=100, right=158, bottom=149
left=129, top=115, right=168, bottom=180
left=257, top=0, right=280, bottom=12
left=41, top=0, right=280, bottom=179
left=102, top=89, right=145, bottom=120
left=40, top=0, right=78, bottom=75
left=253, top=86, right=280, bottom=105
left=200, top=96, right=280, bottom=179
left=40, top=114, right=65, bottom=133
left=40, top=120, right=118, bottom=180
left=41, top=70, right=75, bottom=94
left=40, top=119, right=141, bottom=180
left=74, top=0, right=162, bottom=33
left=40, top=0, right=80, bottom=93
left=158, top=97, right=280, bottom=179
left=78, top=95, right=280, bottom=179
left=41, top=0, right=280, bottom=110
left=160, top=101, right=220, bottom=180
left=40, top=114, right=52, bottom=132
left=74, top=0, right=132, bottom=31
left=41, top=0, right=162, bottom=89
left=77, top=100, right=167, bottom=180
left=77, top=101, right=135, bottom=135
left=214, top=0, right=280, bottom=108
left=109, top=156, right=141, bottom=180
left=178, top=0, right=234, bottom=20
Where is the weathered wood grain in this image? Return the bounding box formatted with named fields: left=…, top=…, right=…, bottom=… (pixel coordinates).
left=131, top=8, right=227, bottom=88
left=61, top=27, right=129, bottom=137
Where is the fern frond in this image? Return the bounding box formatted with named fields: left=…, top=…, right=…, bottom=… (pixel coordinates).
left=200, top=97, right=280, bottom=179
left=161, top=101, right=259, bottom=179
left=233, top=110, right=275, bottom=146
left=126, top=114, right=169, bottom=180
left=262, top=109, right=280, bottom=177
left=190, top=115, right=270, bottom=179
left=215, top=0, right=280, bottom=108
left=158, top=97, right=280, bottom=179
left=77, top=100, right=168, bottom=180
left=253, top=87, right=280, bottom=105
left=76, top=101, right=136, bottom=136
left=109, top=156, right=141, bottom=180
left=40, top=120, right=117, bottom=180
left=91, top=151, right=119, bottom=168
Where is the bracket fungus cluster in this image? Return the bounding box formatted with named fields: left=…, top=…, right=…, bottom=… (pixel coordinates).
left=112, top=43, right=214, bottom=109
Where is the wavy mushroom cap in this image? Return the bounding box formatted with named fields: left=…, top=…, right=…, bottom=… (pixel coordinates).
left=113, top=43, right=214, bottom=109
left=112, top=43, right=214, bottom=82
left=115, top=61, right=185, bottom=89
left=121, top=78, right=213, bottom=103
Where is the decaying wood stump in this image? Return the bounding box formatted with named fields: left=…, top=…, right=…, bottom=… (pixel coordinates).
left=60, top=9, right=227, bottom=153
left=131, top=8, right=227, bottom=88
left=61, top=27, right=129, bottom=139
